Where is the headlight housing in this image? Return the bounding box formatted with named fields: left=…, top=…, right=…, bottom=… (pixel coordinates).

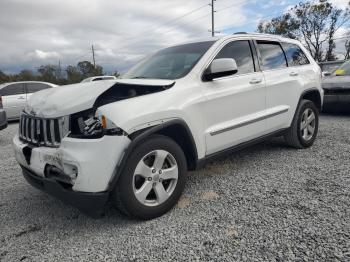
left=69, top=109, right=125, bottom=138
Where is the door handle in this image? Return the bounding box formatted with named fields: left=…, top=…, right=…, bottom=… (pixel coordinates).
left=249, top=78, right=262, bottom=84
left=290, top=72, right=298, bottom=76
left=17, top=96, right=25, bottom=100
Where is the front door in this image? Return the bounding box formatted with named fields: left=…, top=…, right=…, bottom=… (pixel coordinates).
left=201, top=40, right=266, bottom=155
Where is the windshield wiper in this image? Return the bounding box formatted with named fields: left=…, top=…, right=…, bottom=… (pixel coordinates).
left=131, top=76, right=149, bottom=79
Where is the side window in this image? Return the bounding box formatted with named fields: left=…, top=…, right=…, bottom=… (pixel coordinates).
left=215, top=40, right=255, bottom=75
left=0, top=83, right=25, bottom=96
left=26, top=83, right=51, bottom=93
left=281, top=43, right=310, bottom=66
left=257, top=41, right=287, bottom=70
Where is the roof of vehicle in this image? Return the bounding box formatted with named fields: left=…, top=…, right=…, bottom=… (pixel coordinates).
left=183, top=32, right=301, bottom=46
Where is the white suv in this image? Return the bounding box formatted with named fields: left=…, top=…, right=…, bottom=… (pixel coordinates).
left=13, top=33, right=323, bottom=219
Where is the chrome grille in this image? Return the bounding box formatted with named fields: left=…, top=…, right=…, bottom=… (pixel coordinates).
left=19, top=112, right=69, bottom=147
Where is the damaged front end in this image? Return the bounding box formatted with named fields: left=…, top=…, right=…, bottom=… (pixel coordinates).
left=14, top=79, right=175, bottom=217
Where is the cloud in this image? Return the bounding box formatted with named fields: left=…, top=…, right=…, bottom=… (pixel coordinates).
left=1, top=0, right=348, bottom=75
left=329, top=0, right=349, bottom=9
left=0, top=0, right=250, bottom=74
left=27, top=50, right=60, bottom=60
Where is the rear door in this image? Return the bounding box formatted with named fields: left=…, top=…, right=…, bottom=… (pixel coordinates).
left=256, top=40, right=300, bottom=132
left=0, top=83, right=26, bottom=119
left=202, top=40, right=266, bottom=155
left=26, top=83, right=53, bottom=101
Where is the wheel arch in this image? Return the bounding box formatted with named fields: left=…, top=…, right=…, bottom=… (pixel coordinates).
left=107, top=119, right=198, bottom=192
left=300, top=88, right=322, bottom=111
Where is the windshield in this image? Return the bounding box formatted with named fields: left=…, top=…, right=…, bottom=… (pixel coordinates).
left=123, top=41, right=215, bottom=80
left=334, top=60, right=350, bottom=76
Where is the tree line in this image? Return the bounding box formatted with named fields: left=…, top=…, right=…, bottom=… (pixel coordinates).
left=257, top=0, right=350, bottom=62
left=0, top=61, right=120, bottom=85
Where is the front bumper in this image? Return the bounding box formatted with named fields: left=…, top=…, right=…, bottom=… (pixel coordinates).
left=13, top=134, right=130, bottom=192
left=323, top=89, right=350, bottom=111
left=22, top=166, right=108, bottom=218
left=13, top=133, right=131, bottom=216
left=0, top=109, right=7, bottom=130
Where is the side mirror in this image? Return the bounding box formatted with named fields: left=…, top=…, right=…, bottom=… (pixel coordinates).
left=322, top=71, right=331, bottom=77
left=203, top=58, right=238, bottom=81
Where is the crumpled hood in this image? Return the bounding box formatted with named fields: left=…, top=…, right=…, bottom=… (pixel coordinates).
left=322, top=76, right=350, bottom=89
left=26, top=79, right=175, bottom=118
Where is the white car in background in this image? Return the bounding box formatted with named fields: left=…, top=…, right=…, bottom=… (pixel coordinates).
left=13, top=33, right=323, bottom=219
left=81, top=76, right=117, bottom=83
left=0, top=81, right=57, bottom=120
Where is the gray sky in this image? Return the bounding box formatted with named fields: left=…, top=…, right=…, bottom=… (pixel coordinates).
left=0, top=0, right=348, bottom=74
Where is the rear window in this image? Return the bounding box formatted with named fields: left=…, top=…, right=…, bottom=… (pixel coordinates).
left=26, top=83, right=51, bottom=93
left=0, top=83, right=25, bottom=96
left=281, top=43, right=309, bottom=66
left=257, top=41, right=287, bottom=70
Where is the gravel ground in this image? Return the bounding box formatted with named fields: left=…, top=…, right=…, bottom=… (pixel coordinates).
left=1, top=114, right=350, bottom=261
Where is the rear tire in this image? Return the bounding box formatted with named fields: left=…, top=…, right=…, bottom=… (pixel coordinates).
left=112, top=135, right=187, bottom=220
left=284, top=99, right=319, bottom=149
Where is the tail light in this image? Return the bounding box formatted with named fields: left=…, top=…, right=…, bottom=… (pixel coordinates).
left=0, top=96, right=3, bottom=108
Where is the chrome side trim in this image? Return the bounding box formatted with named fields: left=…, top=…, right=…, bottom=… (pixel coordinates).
left=210, top=108, right=289, bottom=136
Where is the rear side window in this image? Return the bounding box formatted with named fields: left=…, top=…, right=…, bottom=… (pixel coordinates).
left=282, top=43, right=309, bottom=66
left=215, top=40, right=255, bottom=75
left=257, top=41, right=287, bottom=70
left=26, top=83, right=51, bottom=93
left=0, top=83, right=25, bottom=96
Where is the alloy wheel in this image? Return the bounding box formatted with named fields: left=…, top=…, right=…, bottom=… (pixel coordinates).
left=132, top=150, right=178, bottom=206
left=300, top=108, right=316, bottom=141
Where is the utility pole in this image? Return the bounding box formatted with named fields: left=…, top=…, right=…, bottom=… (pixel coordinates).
left=91, top=44, right=96, bottom=68
left=58, top=60, right=62, bottom=79
left=210, top=0, right=215, bottom=37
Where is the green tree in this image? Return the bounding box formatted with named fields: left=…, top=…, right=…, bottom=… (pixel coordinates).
left=18, top=70, right=36, bottom=81
left=257, top=0, right=350, bottom=61
left=0, top=70, right=10, bottom=84
left=112, top=71, right=120, bottom=78
left=37, top=65, right=59, bottom=83
left=77, top=61, right=103, bottom=77
left=0, top=61, right=106, bottom=85
left=66, top=65, right=83, bottom=84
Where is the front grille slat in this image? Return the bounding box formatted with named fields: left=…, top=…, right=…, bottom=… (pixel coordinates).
left=43, top=119, right=48, bottom=144
left=27, top=118, right=32, bottom=141
left=19, top=112, right=67, bottom=148
left=23, top=116, right=27, bottom=139
left=20, top=115, right=24, bottom=138
left=50, top=120, right=55, bottom=144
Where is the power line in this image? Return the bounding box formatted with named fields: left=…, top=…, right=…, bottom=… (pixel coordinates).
left=107, top=5, right=212, bottom=54
left=115, top=3, right=210, bottom=45
left=158, top=13, right=211, bottom=36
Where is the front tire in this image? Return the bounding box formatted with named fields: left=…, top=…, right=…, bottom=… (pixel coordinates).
left=284, top=99, right=319, bottom=149
left=112, top=135, right=187, bottom=220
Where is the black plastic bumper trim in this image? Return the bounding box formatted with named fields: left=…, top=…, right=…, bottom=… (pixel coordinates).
left=21, top=166, right=109, bottom=218
left=0, top=122, right=7, bottom=130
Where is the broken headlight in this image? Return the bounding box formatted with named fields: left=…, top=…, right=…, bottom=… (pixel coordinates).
left=69, top=109, right=125, bottom=138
